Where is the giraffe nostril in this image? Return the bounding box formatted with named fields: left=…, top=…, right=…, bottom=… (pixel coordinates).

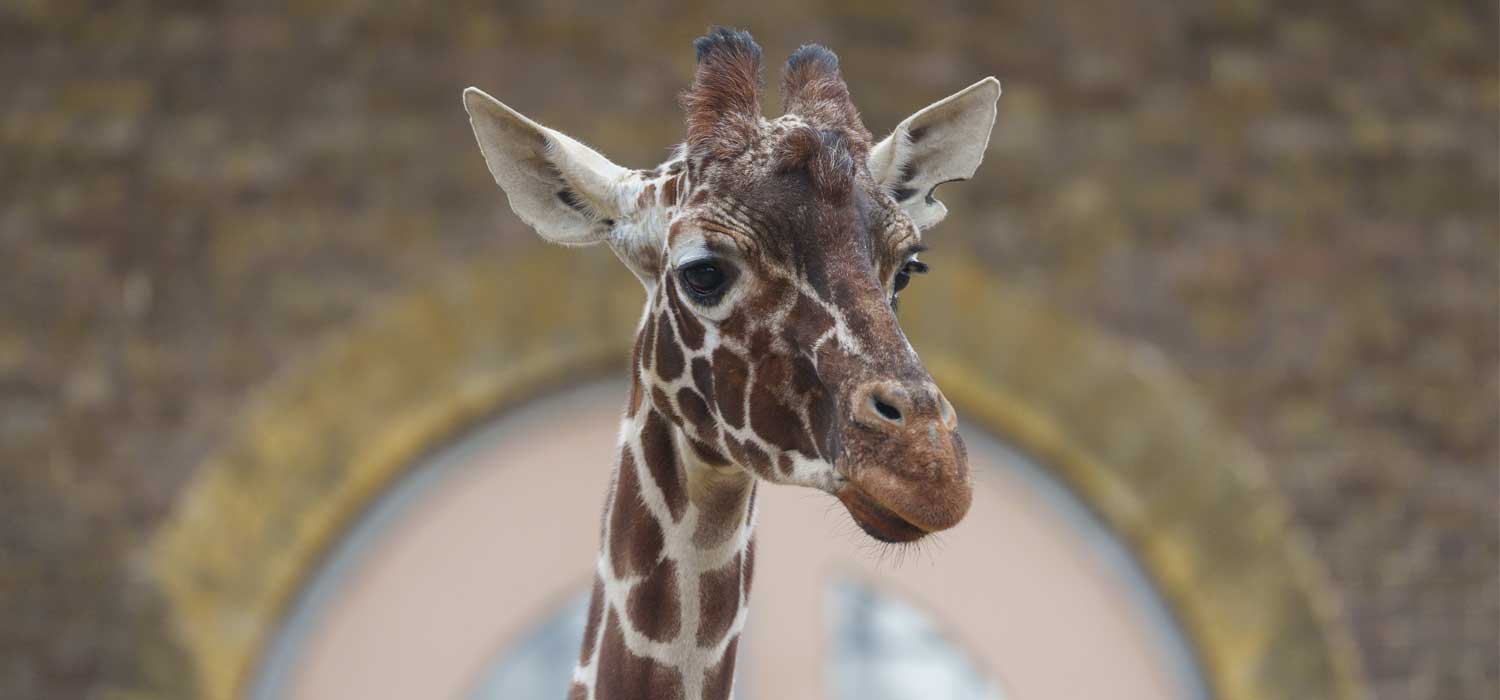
left=871, top=395, right=903, bottom=423
left=853, top=382, right=915, bottom=430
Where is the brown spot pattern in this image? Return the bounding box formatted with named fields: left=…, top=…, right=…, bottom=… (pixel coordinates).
left=671, top=293, right=705, bottom=350
left=747, top=328, right=773, bottom=358
left=690, top=438, right=729, bottom=466
left=697, top=552, right=743, bottom=646
left=655, top=311, right=684, bottom=380
left=597, top=609, right=685, bottom=700
left=641, top=410, right=687, bottom=521
left=725, top=436, right=774, bottom=479
left=641, top=310, right=656, bottom=372
left=569, top=682, right=588, bottom=700
left=790, top=353, right=821, bottom=396
left=661, top=174, right=679, bottom=205
left=609, top=449, right=663, bottom=578
left=691, top=357, right=716, bottom=404
left=749, top=380, right=816, bottom=457
left=651, top=386, right=682, bottom=425
left=711, top=347, right=748, bottom=428
left=677, top=387, right=712, bottom=432
left=627, top=558, right=681, bottom=643
left=692, top=477, right=752, bottom=547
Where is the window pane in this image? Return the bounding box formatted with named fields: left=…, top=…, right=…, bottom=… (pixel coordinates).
left=470, top=592, right=589, bottom=700
left=829, top=578, right=1003, bottom=700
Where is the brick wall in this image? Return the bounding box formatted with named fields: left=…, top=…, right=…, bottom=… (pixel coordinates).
left=0, top=2, right=1494, bottom=698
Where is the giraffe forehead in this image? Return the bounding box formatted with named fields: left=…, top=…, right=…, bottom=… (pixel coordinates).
left=695, top=115, right=864, bottom=185
left=673, top=176, right=904, bottom=273
left=669, top=111, right=905, bottom=246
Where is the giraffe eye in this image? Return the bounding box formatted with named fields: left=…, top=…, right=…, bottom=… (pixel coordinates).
left=890, top=258, right=929, bottom=310
left=679, top=260, right=731, bottom=302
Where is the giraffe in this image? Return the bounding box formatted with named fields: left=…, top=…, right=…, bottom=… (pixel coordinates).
left=464, top=27, right=1000, bottom=700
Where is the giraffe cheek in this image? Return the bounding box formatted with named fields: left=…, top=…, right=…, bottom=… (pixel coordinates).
left=650, top=386, right=682, bottom=426
left=710, top=347, right=748, bottom=429
left=655, top=312, right=685, bottom=381
left=676, top=387, right=714, bottom=435
left=749, top=380, right=815, bottom=458
left=670, top=290, right=706, bottom=350
left=724, top=435, right=774, bottom=479
left=691, top=358, right=715, bottom=405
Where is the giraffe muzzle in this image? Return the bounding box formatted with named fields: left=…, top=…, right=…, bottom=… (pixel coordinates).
left=835, top=381, right=972, bottom=541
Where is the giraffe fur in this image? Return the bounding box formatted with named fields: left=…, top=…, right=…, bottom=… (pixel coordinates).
left=465, top=26, right=1001, bottom=700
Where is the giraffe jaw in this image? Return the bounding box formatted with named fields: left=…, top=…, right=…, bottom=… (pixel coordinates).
left=835, top=482, right=930, bottom=543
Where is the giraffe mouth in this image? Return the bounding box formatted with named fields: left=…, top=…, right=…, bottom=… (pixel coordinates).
left=836, top=483, right=929, bottom=543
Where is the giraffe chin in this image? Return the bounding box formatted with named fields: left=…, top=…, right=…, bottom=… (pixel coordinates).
left=836, top=484, right=930, bottom=543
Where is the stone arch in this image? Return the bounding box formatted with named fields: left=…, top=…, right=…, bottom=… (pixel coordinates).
left=143, top=243, right=1366, bottom=700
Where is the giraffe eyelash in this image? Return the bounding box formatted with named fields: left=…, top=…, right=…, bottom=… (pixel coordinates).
left=890, top=258, right=928, bottom=311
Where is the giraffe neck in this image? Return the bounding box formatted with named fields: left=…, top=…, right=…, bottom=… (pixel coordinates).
left=570, top=397, right=758, bottom=700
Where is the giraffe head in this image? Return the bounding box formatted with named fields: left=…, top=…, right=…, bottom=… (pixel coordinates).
left=466, top=28, right=999, bottom=543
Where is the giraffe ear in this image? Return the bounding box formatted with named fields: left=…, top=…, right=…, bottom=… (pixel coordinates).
left=868, top=77, right=1000, bottom=230
left=464, top=87, right=635, bottom=246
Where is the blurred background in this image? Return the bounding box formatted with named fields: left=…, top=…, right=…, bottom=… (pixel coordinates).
left=0, top=1, right=1495, bottom=699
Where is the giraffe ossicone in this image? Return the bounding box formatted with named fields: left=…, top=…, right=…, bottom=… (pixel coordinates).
left=465, top=26, right=1000, bottom=700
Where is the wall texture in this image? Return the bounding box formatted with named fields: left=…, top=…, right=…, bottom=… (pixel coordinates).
left=0, top=1, right=1494, bottom=698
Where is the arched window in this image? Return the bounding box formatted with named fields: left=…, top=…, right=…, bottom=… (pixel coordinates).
left=154, top=248, right=1364, bottom=700
left=249, top=382, right=1205, bottom=700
